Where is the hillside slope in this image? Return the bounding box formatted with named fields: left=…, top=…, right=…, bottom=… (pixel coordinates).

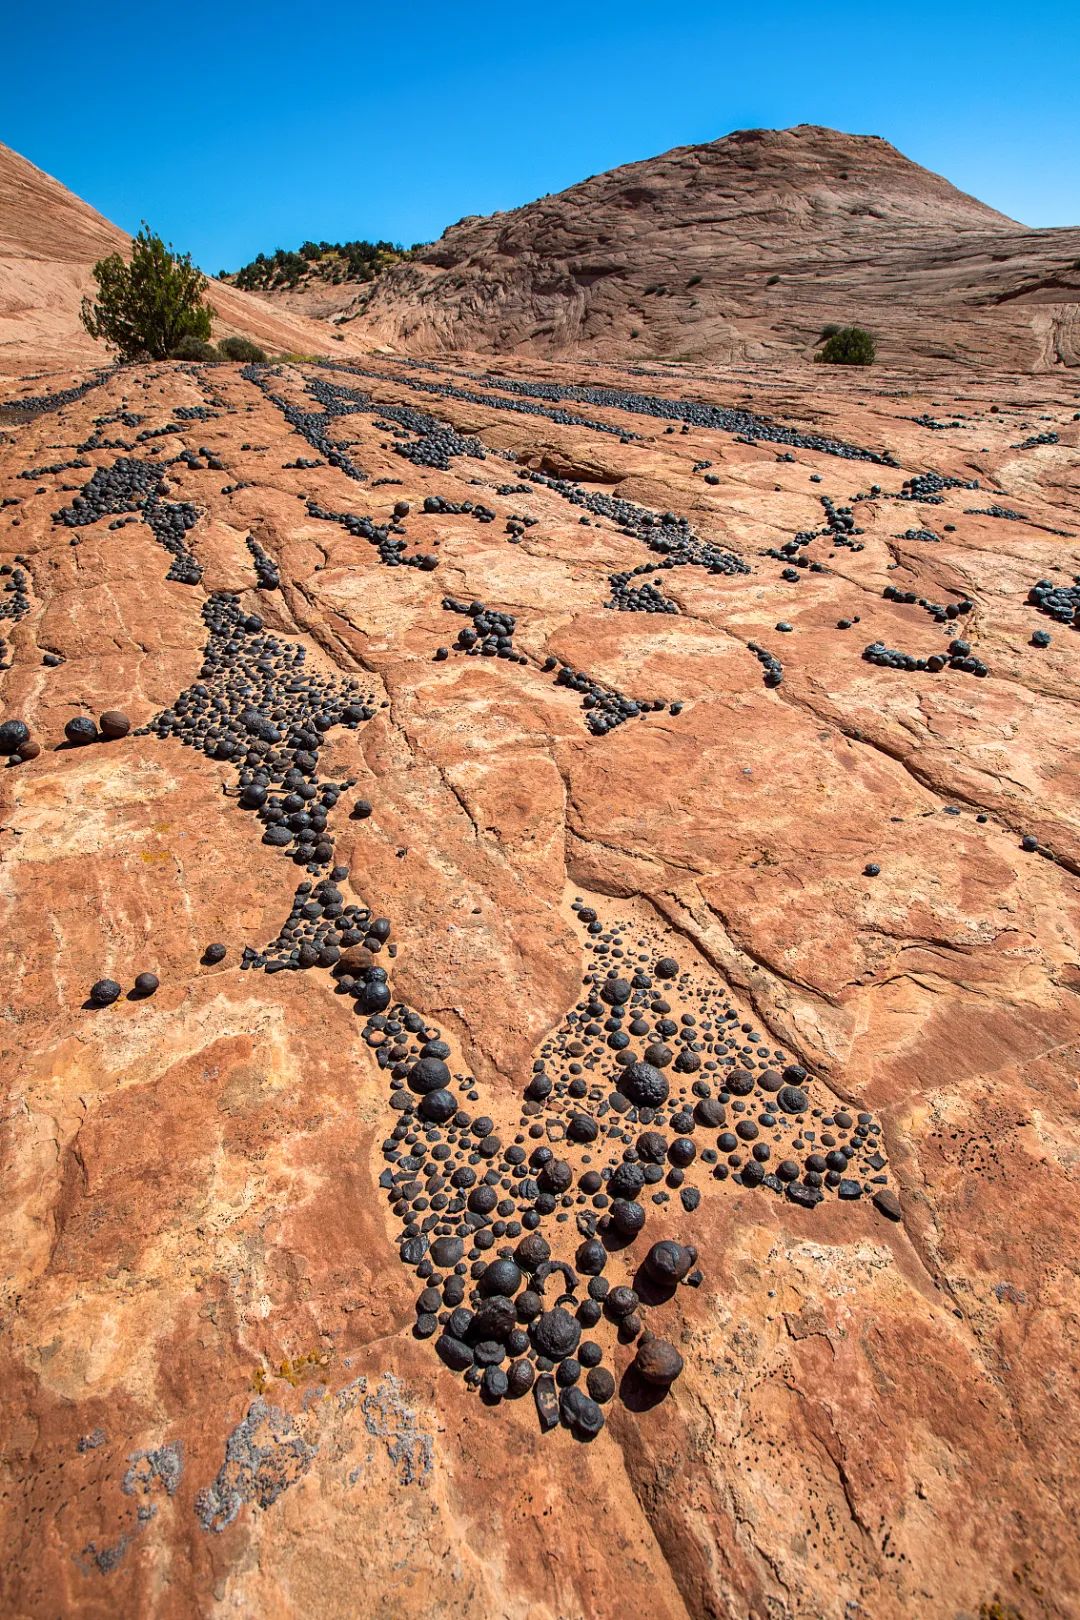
left=0, top=143, right=366, bottom=373
left=342, top=125, right=1080, bottom=369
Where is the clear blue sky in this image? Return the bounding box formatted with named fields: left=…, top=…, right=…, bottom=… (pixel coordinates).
left=5, top=0, right=1078, bottom=272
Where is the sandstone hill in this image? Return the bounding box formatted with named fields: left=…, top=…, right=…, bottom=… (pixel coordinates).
left=0, top=143, right=365, bottom=374
left=335, top=125, right=1080, bottom=370
left=1, top=336, right=1078, bottom=1617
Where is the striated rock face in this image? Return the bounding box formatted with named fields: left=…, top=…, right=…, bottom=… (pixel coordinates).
left=0, top=143, right=368, bottom=373
left=1, top=345, right=1079, bottom=1620
left=347, top=125, right=1080, bottom=370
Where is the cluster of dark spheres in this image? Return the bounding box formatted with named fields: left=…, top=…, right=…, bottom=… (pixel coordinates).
left=144, top=592, right=378, bottom=872
left=895, top=471, right=979, bottom=504
left=0, top=368, right=115, bottom=417
left=256, top=874, right=391, bottom=977
left=897, top=527, right=940, bottom=544
left=307, top=499, right=438, bottom=571
left=303, top=368, right=489, bottom=474
left=863, top=638, right=989, bottom=677
left=764, top=493, right=861, bottom=569
left=442, top=597, right=524, bottom=662
left=965, top=505, right=1029, bottom=523
left=242, top=367, right=368, bottom=483
left=88, top=972, right=159, bottom=1006
left=1027, top=576, right=1080, bottom=629
left=1011, top=432, right=1058, bottom=450
left=18, top=456, right=91, bottom=481
left=329, top=359, right=641, bottom=442
left=421, top=495, right=496, bottom=522
left=545, top=659, right=668, bottom=736
left=246, top=535, right=280, bottom=590
left=883, top=584, right=974, bottom=624
left=606, top=568, right=679, bottom=614
left=746, top=642, right=784, bottom=688
left=516, top=467, right=749, bottom=579
left=409, top=358, right=896, bottom=464
left=0, top=562, right=30, bottom=623
left=362, top=899, right=901, bottom=1433
left=174, top=405, right=215, bottom=422
left=52, top=457, right=202, bottom=584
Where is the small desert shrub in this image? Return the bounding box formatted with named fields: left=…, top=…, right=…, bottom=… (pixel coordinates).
left=819, top=323, right=841, bottom=341
left=217, top=335, right=268, bottom=362
left=687, top=274, right=702, bottom=287
left=171, top=335, right=220, bottom=361
left=818, top=325, right=875, bottom=365
left=766, top=274, right=780, bottom=285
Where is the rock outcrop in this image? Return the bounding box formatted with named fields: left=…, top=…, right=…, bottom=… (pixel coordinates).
left=1, top=342, right=1078, bottom=1618
left=343, top=125, right=1080, bottom=370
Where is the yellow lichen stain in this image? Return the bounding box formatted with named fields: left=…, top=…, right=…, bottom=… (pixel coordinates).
left=139, top=850, right=173, bottom=865
left=250, top=1346, right=332, bottom=1392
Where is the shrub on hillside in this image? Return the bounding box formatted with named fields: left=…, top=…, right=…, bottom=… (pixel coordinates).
left=171, top=336, right=220, bottom=361
left=817, top=325, right=876, bottom=366
left=217, top=335, right=267, bottom=362
left=80, top=225, right=213, bottom=360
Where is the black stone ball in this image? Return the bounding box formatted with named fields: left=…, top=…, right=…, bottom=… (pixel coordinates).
left=419, top=1088, right=457, bottom=1124
left=0, top=718, right=30, bottom=754
left=408, top=1055, right=451, bottom=1093
left=515, top=1233, right=551, bottom=1272
left=133, top=972, right=159, bottom=997
left=478, top=1259, right=522, bottom=1297
left=777, top=1084, right=809, bottom=1114
left=575, top=1239, right=607, bottom=1276
left=608, top=1162, right=646, bottom=1200
left=89, top=978, right=122, bottom=1006
left=530, top=1307, right=581, bottom=1361
left=655, top=957, right=679, bottom=979
left=204, top=943, right=227, bottom=965
left=644, top=1240, right=695, bottom=1287
left=610, top=1199, right=646, bottom=1238
left=620, top=1061, right=669, bottom=1108
left=65, top=716, right=98, bottom=745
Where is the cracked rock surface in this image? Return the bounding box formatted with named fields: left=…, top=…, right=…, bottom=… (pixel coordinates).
left=1, top=347, right=1078, bottom=1620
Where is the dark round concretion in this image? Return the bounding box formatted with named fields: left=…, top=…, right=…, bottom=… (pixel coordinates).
left=0, top=718, right=30, bottom=754
left=478, top=1259, right=522, bottom=1297
left=610, top=1199, right=646, bottom=1238
left=634, top=1335, right=684, bottom=1386
left=619, top=1061, right=669, bottom=1108
left=408, top=1055, right=452, bottom=1093
left=204, top=943, right=227, bottom=964
left=65, top=716, right=97, bottom=745
left=89, top=978, right=122, bottom=1006
left=654, top=956, right=679, bottom=979
left=777, top=1084, right=809, bottom=1114
left=133, top=972, right=159, bottom=997
left=419, top=1088, right=457, bottom=1123
left=644, top=1240, right=695, bottom=1287
left=99, top=709, right=131, bottom=739
left=530, top=1307, right=581, bottom=1361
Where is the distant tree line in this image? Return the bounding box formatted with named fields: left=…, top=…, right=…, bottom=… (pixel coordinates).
left=222, top=238, right=424, bottom=291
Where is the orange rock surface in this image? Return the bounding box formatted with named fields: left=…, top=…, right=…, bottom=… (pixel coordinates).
left=1, top=341, right=1078, bottom=1620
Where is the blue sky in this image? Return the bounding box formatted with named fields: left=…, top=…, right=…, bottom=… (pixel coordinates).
left=5, top=0, right=1078, bottom=271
